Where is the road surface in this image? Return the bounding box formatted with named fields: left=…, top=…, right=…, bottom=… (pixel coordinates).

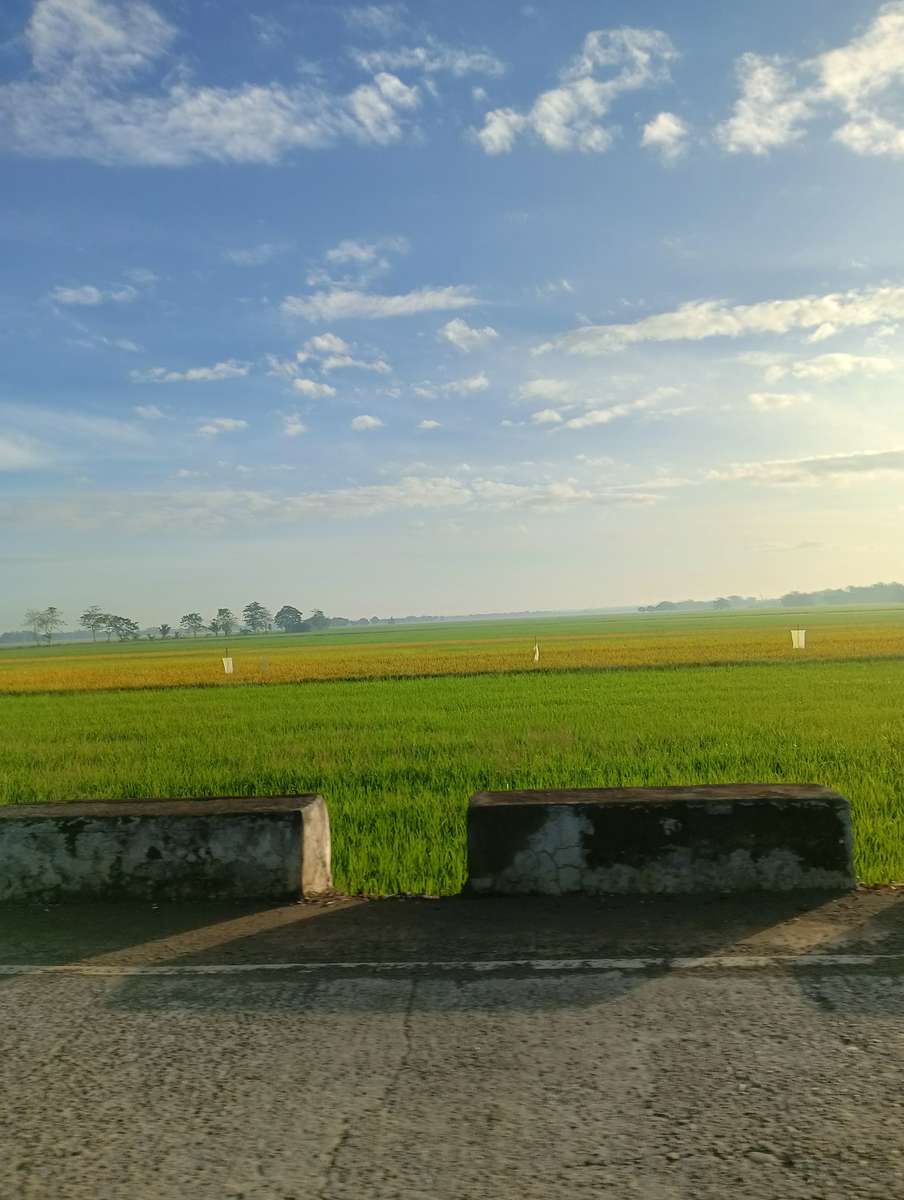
left=1, top=890, right=903, bottom=1199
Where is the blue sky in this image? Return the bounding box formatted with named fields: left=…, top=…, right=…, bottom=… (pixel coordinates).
left=2, top=0, right=904, bottom=625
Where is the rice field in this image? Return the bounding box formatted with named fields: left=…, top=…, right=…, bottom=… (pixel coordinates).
left=3, top=606, right=904, bottom=694
left=2, top=606, right=903, bottom=894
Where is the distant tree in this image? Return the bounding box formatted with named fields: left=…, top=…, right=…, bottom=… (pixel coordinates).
left=242, top=601, right=272, bottom=633
left=307, top=609, right=329, bottom=632
left=158, top=624, right=172, bottom=639
left=80, top=605, right=105, bottom=642
left=108, top=615, right=139, bottom=641
left=274, top=605, right=304, bottom=632
left=370, top=616, right=380, bottom=624
left=24, top=608, right=43, bottom=645
left=29, top=606, right=65, bottom=645
left=712, top=597, right=731, bottom=610
left=210, top=607, right=237, bottom=637
left=180, top=613, right=205, bottom=638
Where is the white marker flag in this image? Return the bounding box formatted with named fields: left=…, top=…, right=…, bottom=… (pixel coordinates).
left=222, top=657, right=234, bottom=674
left=790, top=629, right=807, bottom=649
left=533, top=643, right=540, bottom=663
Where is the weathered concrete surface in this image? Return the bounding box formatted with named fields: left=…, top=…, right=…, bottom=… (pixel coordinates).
left=468, top=785, right=854, bottom=895
left=0, top=795, right=331, bottom=901
left=1, top=891, right=903, bottom=1199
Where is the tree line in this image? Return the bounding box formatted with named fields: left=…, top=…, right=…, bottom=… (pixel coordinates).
left=17, top=602, right=386, bottom=644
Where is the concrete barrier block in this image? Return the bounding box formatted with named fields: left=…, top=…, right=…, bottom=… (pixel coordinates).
left=0, top=795, right=331, bottom=902
left=467, top=785, right=854, bottom=895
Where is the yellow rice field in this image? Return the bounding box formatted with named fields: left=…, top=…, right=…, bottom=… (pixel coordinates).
left=2, top=608, right=904, bottom=694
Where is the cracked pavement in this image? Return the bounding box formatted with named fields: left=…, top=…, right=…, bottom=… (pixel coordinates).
left=2, top=891, right=904, bottom=1199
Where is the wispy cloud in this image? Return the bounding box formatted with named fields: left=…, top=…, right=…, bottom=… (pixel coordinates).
left=2, top=473, right=658, bottom=531
left=351, top=414, right=384, bottom=430
left=283, top=414, right=308, bottom=437
left=51, top=283, right=137, bottom=306
left=748, top=392, right=811, bottom=411
left=133, top=404, right=165, bottom=420
left=538, top=285, right=904, bottom=356
left=351, top=37, right=505, bottom=78
left=0, top=0, right=423, bottom=165
left=764, top=352, right=899, bottom=384
left=440, top=317, right=499, bottom=352
left=197, top=418, right=248, bottom=436
left=343, top=5, right=408, bottom=38
left=223, top=242, right=287, bottom=266
left=282, top=285, right=479, bottom=321
left=474, top=27, right=677, bottom=154
left=0, top=434, right=51, bottom=471
left=709, top=447, right=904, bottom=484
left=131, top=360, right=250, bottom=383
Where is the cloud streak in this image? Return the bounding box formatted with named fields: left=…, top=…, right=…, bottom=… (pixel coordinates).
left=538, top=285, right=904, bottom=356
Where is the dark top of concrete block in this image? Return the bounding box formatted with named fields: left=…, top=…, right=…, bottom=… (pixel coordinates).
left=0, top=795, right=324, bottom=822
left=470, top=784, right=847, bottom=809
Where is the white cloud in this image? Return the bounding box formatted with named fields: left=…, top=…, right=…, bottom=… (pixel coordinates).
left=325, top=235, right=408, bottom=265
left=562, top=396, right=653, bottom=428
left=131, top=360, right=250, bottom=383
left=283, top=414, right=308, bottom=437
left=51, top=282, right=137, bottom=305
left=715, top=54, right=813, bottom=154
left=224, top=243, right=284, bottom=266
left=538, top=285, right=904, bottom=356
left=305, top=332, right=351, bottom=354
left=0, top=434, right=50, bottom=471
left=440, top=317, right=499, bottom=352
left=0, top=1, right=424, bottom=165
left=764, top=352, right=898, bottom=384
left=133, top=404, right=165, bottom=419
left=749, top=392, right=811, bottom=411
left=351, top=37, right=505, bottom=78
left=418, top=419, right=441, bottom=429
left=444, top=371, right=489, bottom=394
left=292, top=378, right=337, bottom=398
left=322, top=354, right=391, bottom=374
left=717, top=5, right=904, bottom=159
left=530, top=409, right=563, bottom=424
left=709, top=447, right=904, bottom=485
left=475, top=27, right=677, bottom=154
left=351, top=414, right=384, bottom=430
left=519, top=377, right=571, bottom=400
left=282, top=285, right=478, bottom=321
left=641, top=111, right=689, bottom=161
left=197, top=418, right=248, bottom=436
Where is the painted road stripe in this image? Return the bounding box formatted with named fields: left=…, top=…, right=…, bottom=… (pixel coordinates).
left=0, top=953, right=903, bottom=976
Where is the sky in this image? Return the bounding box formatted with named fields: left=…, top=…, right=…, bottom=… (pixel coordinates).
left=2, top=0, right=904, bottom=626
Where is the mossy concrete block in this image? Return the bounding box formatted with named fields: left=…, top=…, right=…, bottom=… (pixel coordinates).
left=0, top=795, right=331, bottom=902
left=467, top=785, right=854, bottom=895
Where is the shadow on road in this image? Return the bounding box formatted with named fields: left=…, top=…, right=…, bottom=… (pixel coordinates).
left=4, top=888, right=904, bottom=1013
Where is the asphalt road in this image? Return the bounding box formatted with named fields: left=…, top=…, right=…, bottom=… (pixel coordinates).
left=2, top=890, right=904, bottom=1199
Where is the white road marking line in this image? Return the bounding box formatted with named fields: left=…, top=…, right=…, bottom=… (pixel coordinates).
left=0, top=953, right=902, bottom=977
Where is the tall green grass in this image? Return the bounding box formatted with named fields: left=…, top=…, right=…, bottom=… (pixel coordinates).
left=1, top=658, right=902, bottom=893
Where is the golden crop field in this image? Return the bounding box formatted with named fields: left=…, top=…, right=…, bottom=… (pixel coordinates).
left=2, top=607, right=904, bottom=694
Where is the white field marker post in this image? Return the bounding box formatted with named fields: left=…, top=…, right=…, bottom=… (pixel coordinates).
left=222, top=646, right=234, bottom=674
left=533, top=641, right=540, bottom=664
left=790, top=629, right=807, bottom=650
